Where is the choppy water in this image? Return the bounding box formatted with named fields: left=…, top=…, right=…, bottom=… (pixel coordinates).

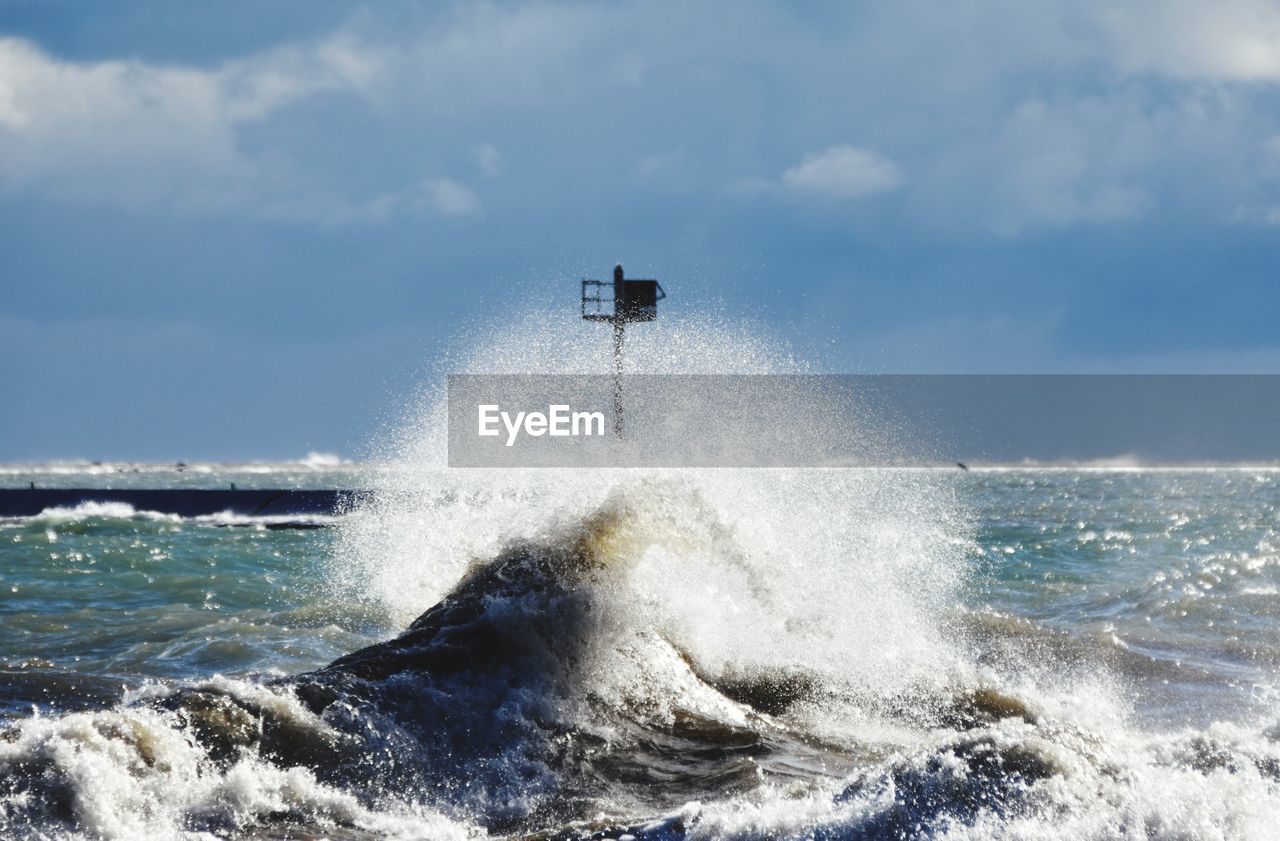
left=0, top=309, right=1276, bottom=839
left=1, top=463, right=1277, bottom=840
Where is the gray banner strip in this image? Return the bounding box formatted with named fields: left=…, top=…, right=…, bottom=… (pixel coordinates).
left=447, top=375, right=1280, bottom=468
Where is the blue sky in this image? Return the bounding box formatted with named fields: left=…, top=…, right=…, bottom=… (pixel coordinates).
left=2, top=0, right=1279, bottom=460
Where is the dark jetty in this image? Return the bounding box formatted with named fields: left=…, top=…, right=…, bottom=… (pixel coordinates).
left=0, top=488, right=361, bottom=518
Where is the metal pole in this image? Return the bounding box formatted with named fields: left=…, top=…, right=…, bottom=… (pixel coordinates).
left=613, top=318, right=625, bottom=438
left=611, top=264, right=626, bottom=438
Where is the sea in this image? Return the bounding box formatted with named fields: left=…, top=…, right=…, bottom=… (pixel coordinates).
left=1, top=319, right=1278, bottom=839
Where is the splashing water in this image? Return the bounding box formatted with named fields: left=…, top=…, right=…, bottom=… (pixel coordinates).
left=2, top=308, right=1279, bottom=838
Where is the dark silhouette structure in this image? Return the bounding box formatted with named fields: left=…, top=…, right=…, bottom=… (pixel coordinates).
left=0, top=488, right=360, bottom=519
left=581, top=264, right=665, bottom=437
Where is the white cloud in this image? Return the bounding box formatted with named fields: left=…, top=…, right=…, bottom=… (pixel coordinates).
left=424, top=177, right=479, bottom=216
left=2, top=1, right=1280, bottom=235
left=0, top=3, right=633, bottom=222
left=1098, top=0, right=1280, bottom=81
left=1232, top=204, right=1280, bottom=227
left=861, top=1, right=1280, bottom=84
left=1263, top=134, right=1280, bottom=172
left=904, top=79, right=1277, bottom=233
left=781, top=145, right=903, bottom=199
left=983, top=97, right=1154, bottom=232
left=0, top=35, right=383, bottom=209
left=0, top=33, right=505, bottom=225
left=472, top=143, right=502, bottom=177
left=395, top=3, right=625, bottom=112
left=0, top=38, right=233, bottom=204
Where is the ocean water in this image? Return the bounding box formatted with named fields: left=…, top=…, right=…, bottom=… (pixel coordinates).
left=1, top=319, right=1278, bottom=839
left=1, top=465, right=1278, bottom=839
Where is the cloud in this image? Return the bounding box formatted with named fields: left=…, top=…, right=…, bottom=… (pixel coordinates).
left=0, top=32, right=513, bottom=225
left=982, top=97, right=1154, bottom=232
left=0, top=35, right=386, bottom=211
left=781, top=145, right=903, bottom=199
left=1098, top=0, right=1280, bottom=81
left=2, top=1, right=1280, bottom=236
left=391, top=3, right=628, bottom=112
left=0, top=37, right=237, bottom=204
left=424, top=177, right=479, bottom=216
left=0, top=3, right=630, bottom=223
left=1232, top=204, right=1280, bottom=227
left=472, top=143, right=502, bottom=177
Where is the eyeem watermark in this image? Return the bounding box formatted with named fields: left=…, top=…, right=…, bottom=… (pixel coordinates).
left=478, top=404, right=606, bottom=446
left=450, top=374, right=886, bottom=467
left=449, top=374, right=1280, bottom=468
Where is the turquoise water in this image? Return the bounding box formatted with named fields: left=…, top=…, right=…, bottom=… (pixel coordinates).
left=1, top=464, right=1277, bottom=838
left=963, top=469, right=1280, bottom=728
left=4, top=467, right=1275, bottom=724
left=0, top=467, right=391, bottom=720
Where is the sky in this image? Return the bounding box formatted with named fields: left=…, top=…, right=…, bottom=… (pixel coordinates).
left=2, top=0, right=1280, bottom=460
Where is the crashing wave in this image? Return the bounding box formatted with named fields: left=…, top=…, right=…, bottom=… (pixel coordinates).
left=3, top=487, right=1278, bottom=839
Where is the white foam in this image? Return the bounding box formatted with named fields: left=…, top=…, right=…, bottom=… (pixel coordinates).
left=0, top=678, right=482, bottom=840
left=30, top=501, right=180, bottom=523
left=326, top=306, right=1280, bottom=837
left=296, top=451, right=350, bottom=468
left=192, top=509, right=347, bottom=528
left=681, top=716, right=1280, bottom=840
left=7, top=308, right=1278, bottom=837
